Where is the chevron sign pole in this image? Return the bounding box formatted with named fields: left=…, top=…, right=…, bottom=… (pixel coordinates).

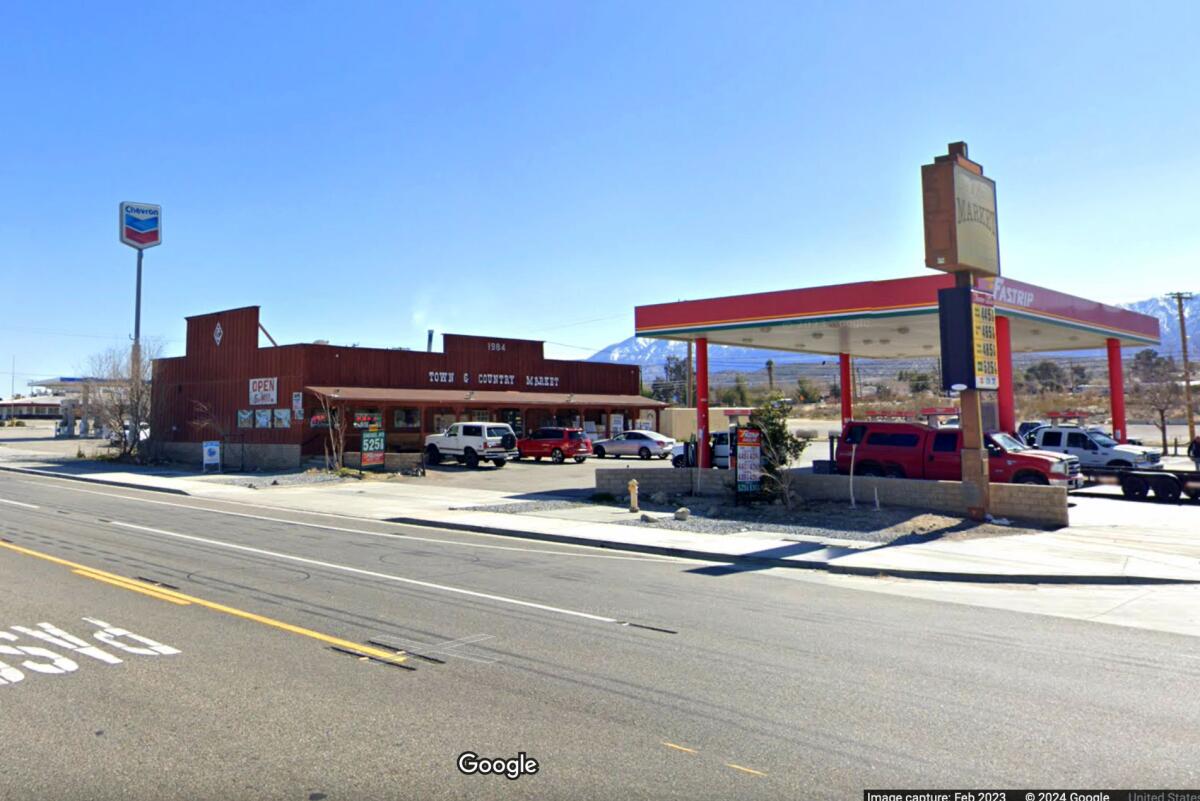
left=118, top=201, right=161, bottom=456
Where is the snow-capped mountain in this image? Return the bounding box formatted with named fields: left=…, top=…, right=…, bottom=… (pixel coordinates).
left=587, top=336, right=823, bottom=378
left=1120, top=294, right=1199, bottom=357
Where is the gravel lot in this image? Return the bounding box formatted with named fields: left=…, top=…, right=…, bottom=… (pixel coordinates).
left=197, top=469, right=345, bottom=489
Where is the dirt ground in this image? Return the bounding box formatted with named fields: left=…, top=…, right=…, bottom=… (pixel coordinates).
left=0, top=420, right=119, bottom=458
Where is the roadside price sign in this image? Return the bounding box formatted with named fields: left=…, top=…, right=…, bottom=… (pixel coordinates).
left=361, top=429, right=386, bottom=468
left=733, top=426, right=765, bottom=494
left=971, top=291, right=999, bottom=390
left=938, top=285, right=1000, bottom=393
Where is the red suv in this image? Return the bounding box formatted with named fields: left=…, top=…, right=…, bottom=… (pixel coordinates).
left=517, top=427, right=592, bottom=463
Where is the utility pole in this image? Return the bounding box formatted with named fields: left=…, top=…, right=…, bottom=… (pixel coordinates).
left=1168, top=291, right=1195, bottom=442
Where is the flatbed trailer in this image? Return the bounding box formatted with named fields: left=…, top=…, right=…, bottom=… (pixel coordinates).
left=1079, top=466, right=1200, bottom=503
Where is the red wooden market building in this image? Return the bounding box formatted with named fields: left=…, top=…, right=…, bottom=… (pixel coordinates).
left=634, top=273, right=1160, bottom=468
left=150, top=306, right=664, bottom=468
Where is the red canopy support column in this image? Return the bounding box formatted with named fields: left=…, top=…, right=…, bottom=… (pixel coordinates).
left=696, top=337, right=710, bottom=468
left=1107, top=338, right=1127, bottom=443
left=839, top=353, right=853, bottom=427
left=996, top=315, right=1015, bottom=434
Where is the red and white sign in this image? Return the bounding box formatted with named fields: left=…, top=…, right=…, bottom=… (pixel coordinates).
left=249, top=377, right=278, bottom=406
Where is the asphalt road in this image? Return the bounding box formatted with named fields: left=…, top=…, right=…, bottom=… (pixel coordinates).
left=2, top=471, right=1199, bottom=800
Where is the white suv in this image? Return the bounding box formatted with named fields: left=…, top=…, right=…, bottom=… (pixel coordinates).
left=425, top=423, right=519, bottom=469
left=671, top=431, right=732, bottom=468
left=1029, top=425, right=1160, bottom=470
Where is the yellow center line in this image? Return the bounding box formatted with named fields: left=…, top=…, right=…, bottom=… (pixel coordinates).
left=662, top=742, right=698, bottom=754
left=725, top=763, right=767, bottom=777
left=0, top=540, right=407, bottom=665
left=71, top=569, right=192, bottom=606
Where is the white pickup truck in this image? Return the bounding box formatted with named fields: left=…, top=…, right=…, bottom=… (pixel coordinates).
left=424, top=422, right=519, bottom=469
left=1028, top=424, right=1161, bottom=470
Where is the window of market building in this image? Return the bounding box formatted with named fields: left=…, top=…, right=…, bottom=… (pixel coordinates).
left=392, top=408, right=420, bottom=430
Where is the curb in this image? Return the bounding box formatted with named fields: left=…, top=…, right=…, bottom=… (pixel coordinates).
left=5, top=465, right=1193, bottom=586
left=0, top=464, right=192, bottom=496
left=384, top=515, right=1198, bottom=586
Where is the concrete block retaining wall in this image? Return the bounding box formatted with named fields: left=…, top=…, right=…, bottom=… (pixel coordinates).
left=595, top=467, right=1069, bottom=528
left=155, top=441, right=300, bottom=471
left=793, top=473, right=965, bottom=515
left=595, top=467, right=734, bottom=498
left=343, top=452, right=424, bottom=472
left=990, top=483, right=1070, bottom=528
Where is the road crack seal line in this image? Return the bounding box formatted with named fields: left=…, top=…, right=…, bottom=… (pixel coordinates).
left=329, top=645, right=416, bottom=671
left=366, top=638, right=446, bottom=664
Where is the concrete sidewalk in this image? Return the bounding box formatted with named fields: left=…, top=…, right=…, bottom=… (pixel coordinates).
left=2, top=455, right=1198, bottom=585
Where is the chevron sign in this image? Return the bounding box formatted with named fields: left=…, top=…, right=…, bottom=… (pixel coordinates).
left=119, top=202, right=162, bottom=249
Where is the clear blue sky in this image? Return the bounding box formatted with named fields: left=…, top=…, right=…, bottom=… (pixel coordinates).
left=2, top=1, right=1198, bottom=389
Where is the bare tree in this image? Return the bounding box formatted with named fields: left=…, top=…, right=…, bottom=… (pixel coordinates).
left=84, top=339, right=162, bottom=459
left=188, top=400, right=227, bottom=440
left=1130, top=350, right=1182, bottom=454
left=315, top=391, right=349, bottom=471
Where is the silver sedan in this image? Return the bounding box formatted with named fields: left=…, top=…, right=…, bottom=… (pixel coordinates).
left=591, top=431, right=675, bottom=459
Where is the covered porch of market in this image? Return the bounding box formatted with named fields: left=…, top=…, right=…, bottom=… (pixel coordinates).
left=305, top=386, right=667, bottom=454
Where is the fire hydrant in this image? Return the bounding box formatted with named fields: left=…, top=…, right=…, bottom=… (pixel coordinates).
left=628, top=479, right=639, bottom=513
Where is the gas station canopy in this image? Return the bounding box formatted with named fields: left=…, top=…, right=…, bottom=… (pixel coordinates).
left=634, top=273, right=1158, bottom=358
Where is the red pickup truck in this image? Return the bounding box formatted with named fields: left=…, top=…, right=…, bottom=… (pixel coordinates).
left=834, top=421, right=1082, bottom=487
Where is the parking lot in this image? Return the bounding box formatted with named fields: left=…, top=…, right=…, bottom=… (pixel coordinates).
left=422, top=451, right=677, bottom=496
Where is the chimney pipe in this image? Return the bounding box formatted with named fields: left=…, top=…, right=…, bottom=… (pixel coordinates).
left=427, top=329, right=434, bottom=352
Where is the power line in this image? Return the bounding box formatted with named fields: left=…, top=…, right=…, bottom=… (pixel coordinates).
left=529, top=314, right=629, bottom=333
left=0, top=326, right=182, bottom=343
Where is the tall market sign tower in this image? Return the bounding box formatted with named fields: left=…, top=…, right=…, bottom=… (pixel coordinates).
left=921, top=142, right=1000, bottom=520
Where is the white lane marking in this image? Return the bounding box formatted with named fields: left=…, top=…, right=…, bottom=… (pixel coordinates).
left=0, top=659, right=21, bottom=685
left=108, top=521, right=619, bottom=624
left=21, top=479, right=686, bottom=563
left=0, top=497, right=39, bottom=509
left=11, top=623, right=123, bottom=665
left=0, top=632, right=78, bottom=674
left=82, top=618, right=181, bottom=656
left=0, top=619, right=180, bottom=688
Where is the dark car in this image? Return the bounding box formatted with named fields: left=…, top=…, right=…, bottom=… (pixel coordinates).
left=1017, top=420, right=1047, bottom=445
left=516, top=427, right=592, bottom=463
